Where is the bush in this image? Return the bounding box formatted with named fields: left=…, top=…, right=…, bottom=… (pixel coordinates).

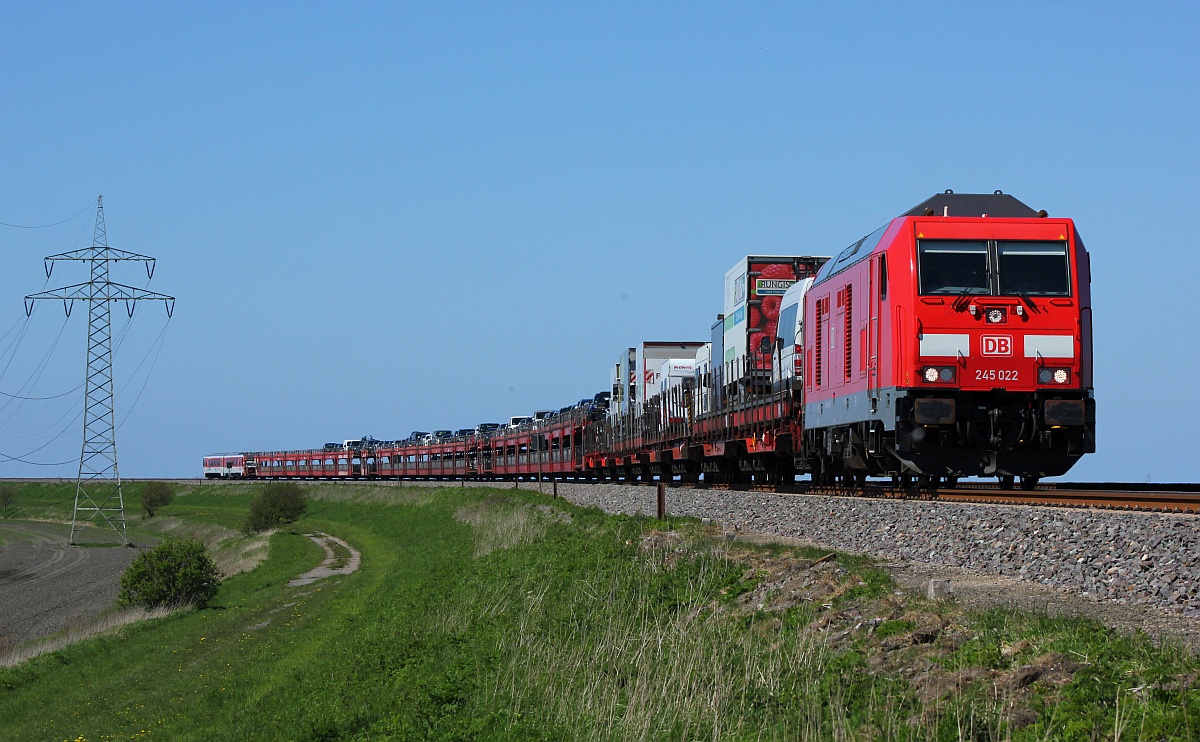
left=0, top=484, right=15, bottom=517
left=244, top=481, right=308, bottom=533
left=118, top=538, right=220, bottom=609
left=140, top=481, right=175, bottom=517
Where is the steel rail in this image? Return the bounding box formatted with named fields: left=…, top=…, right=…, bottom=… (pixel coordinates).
left=933, top=487, right=1200, bottom=513
left=3, top=477, right=1198, bottom=513
left=672, top=481, right=1200, bottom=514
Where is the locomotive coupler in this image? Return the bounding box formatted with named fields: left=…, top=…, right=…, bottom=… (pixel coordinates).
left=988, top=407, right=1003, bottom=447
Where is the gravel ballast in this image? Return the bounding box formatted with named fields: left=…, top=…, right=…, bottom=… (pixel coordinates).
left=540, top=482, right=1200, bottom=616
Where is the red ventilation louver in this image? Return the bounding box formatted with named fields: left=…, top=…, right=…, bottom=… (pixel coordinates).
left=844, top=284, right=853, bottom=382
left=815, top=298, right=824, bottom=387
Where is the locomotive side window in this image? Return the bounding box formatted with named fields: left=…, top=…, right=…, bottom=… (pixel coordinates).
left=997, top=241, right=1070, bottom=296
left=918, top=240, right=989, bottom=295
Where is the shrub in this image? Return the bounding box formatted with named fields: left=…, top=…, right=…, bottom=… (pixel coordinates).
left=118, top=538, right=220, bottom=609
left=140, top=481, right=175, bottom=517
left=244, top=481, right=308, bottom=533
left=0, top=484, right=14, bottom=517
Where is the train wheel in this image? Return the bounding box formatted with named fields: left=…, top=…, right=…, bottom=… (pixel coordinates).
left=1020, top=475, right=1040, bottom=490
left=999, top=474, right=1015, bottom=490
left=944, top=476, right=959, bottom=489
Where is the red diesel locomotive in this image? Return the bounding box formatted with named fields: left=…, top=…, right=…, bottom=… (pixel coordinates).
left=802, top=191, right=1094, bottom=489
left=209, top=191, right=1094, bottom=489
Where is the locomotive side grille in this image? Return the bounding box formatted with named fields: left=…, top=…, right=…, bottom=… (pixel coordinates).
left=844, top=284, right=853, bottom=382
left=815, top=297, right=824, bottom=387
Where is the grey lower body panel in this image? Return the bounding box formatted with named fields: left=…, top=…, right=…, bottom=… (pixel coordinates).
left=804, top=387, right=1095, bottom=479
left=804, top=388, right=904, bottom=431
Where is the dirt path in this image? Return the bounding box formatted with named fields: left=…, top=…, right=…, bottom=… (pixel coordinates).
left=288, top=532, right=361, bottom=586
left=0, top=522, right=140, bottom=648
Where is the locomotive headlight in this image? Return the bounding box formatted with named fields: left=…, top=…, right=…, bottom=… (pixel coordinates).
left=1038, top=367, right=1071, bottom=385
left=922, top=366, right=955, bottom=383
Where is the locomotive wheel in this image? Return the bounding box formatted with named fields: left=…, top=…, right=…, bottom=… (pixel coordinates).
left=944, top=476, right=959, bottom=489
left=999, top=474, right=1015, bottom=490
left=1020, top=475, right=1040, bottom=491
left=812, top=458, right=831, bottom=486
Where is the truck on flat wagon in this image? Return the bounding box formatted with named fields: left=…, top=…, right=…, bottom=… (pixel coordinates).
left=720, top=256, right=827, bottom=391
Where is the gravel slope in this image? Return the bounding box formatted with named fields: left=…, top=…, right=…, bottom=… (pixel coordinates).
left=537, top=482, right=1200, bottom=617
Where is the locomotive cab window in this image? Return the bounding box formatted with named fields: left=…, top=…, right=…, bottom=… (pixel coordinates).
left=918, top=241, right=989, bottom=295
left=997, top=241, right=1070, bottom=296
left=919, top=239, right=1072, bottom=297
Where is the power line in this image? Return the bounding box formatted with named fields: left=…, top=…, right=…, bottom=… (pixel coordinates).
left=0, top=384, right=84, bottom=401
left=4, top=392, right=83, bottom=439
left=0, top=289, right=169, bottom=461
left=0, top=201, right=94, bottom=229
left=117, top=319, right=172, bottom=429
left=0, top=454, right=79, bottom=466
left=0, top=315, right=71, bottom=421
left=0, top=404, right=84, bottom=464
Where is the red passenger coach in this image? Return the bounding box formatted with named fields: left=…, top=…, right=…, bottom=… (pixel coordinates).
left=802, top=192, right=1095, bottom=489
left=203, top=454, right=246, bottom=479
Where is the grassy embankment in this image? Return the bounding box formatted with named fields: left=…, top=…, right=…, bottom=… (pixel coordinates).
left=1, top=480, right=1199, bottom=740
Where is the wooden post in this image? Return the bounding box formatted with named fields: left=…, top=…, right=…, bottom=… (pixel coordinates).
left=656, top=481, right=666, bottom=519
left=552, top=480, right=558, bottom=499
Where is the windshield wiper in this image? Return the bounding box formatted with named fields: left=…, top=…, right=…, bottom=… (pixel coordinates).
left=997, top=273, right=1036, bottom=313
left=951, top=267, right=989, bottom=311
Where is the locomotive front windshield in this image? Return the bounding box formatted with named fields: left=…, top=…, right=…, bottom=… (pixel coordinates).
left=997, top=241, right=1070, bottom=296
left=918, top=239, right=1072, bottom=297
left=918, top=240, right=989, bottom=295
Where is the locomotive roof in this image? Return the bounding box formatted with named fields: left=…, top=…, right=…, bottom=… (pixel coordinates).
left=903, top=191, right=1038, bottom=218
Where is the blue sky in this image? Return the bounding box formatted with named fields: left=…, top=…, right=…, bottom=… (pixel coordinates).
left=1, top=2, right=1197, bottom=481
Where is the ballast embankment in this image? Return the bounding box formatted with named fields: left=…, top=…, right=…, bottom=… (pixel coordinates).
left=545, top=483, right=1200, bottom=616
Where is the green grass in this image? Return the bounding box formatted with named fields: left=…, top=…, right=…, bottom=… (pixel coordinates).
left=0, top=481, right=1198, bottom=740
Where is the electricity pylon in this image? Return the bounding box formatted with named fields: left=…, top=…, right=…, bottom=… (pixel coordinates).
left=25, top=196, right=175, bottom=545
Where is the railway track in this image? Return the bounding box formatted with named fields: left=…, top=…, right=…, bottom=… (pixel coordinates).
left=682, top=481, right=1200, bottom=514
left=5, top=477, right=1198, bottom=514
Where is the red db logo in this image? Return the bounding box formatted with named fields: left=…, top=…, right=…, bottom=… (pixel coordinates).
left=981, top=335, right=1012, bottom=356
